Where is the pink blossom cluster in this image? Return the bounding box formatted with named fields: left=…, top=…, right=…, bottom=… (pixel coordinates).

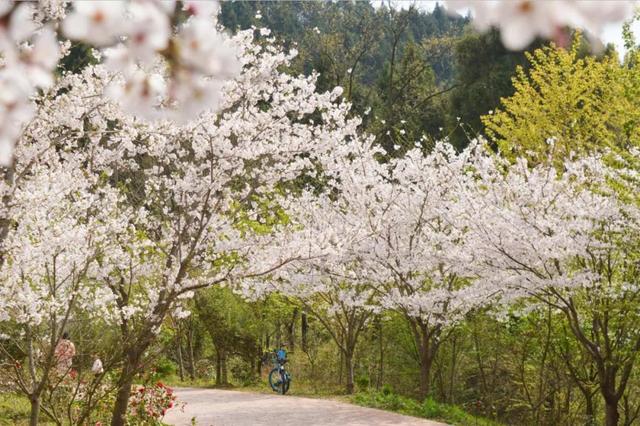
left=128, top=382, right=176, bottom=421
left=0, top=0, right=241, bottom=167
left=62, top=1, right=241, bottom=121
left=446, top=1, right=635, bottom=50
left=0, top=2, right=60, bottom=164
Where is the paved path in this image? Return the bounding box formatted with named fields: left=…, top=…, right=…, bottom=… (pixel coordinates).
left=164, top=387, right=448, bottom=426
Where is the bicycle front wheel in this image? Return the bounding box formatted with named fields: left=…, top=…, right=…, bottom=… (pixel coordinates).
left=268, top=368, right=283, bottom=393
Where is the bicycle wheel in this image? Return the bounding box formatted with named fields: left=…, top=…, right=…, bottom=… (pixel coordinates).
left=268, top=367, right=283, bottom=393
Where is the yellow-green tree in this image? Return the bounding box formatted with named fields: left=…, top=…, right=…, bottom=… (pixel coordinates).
left=482, top=35, right=640, bottom=167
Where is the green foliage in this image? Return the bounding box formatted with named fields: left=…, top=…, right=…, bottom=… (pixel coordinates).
left=228, top=357, right=259, bottom=387
left=449, top=29, right=538, bottom=149
left=482, top=34, right=640, bottom=166
left=152, top=357, right=178, bottom=380
left=230, top=194, right=290, bottom=237
left=57, top=42, right=99, bottom=75
left=355, top=375, right=370, bottom=391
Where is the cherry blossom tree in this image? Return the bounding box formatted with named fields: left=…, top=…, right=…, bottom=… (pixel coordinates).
left=262, top=141, right=483, bottom=396
left=278, top=267, right=379, bottom=394
left=7, top=22, right=377, bottom=422
left=458, top=151, right=640, bottom=426
left=0, top=160, right=125, bottom=426
left=362, top=142, right=484, bottom=398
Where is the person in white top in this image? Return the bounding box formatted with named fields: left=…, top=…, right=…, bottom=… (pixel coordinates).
left=91, top=354, right=104, bottom=375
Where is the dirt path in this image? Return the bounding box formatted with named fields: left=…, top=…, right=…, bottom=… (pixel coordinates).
left=163, top=387, right=448, bottom=426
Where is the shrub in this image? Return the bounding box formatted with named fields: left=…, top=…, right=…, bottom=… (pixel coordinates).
left=127, top=382, right=178, bottom=425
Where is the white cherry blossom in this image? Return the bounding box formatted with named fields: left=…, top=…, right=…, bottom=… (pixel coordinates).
left=63, top=1, right=127, bottom=46
left=446, top=0, right=636, bottom=50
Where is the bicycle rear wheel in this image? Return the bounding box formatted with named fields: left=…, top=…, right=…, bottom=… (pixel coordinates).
left=282, top=372, right=291, bottom=394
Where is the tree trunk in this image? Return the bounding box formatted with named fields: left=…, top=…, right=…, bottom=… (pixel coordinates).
left=215, top=348, right=222, bottom=386
left=606, top=399, right=620, bottom=426
left=176, top=331, right=185, bottom=382
left=419, top=348, right=434, bottom=399
left=414, top=322, right=438, bottom=400
left=29, top=396, right=40, bottom=426
left=448, top=333, right=458, bottom=403
left=584, top=393, right=595, bottom=426
left=301, top=311, right=308, bottom=352
left=187, top=325, right=196, bottom=380
left=288, top=308, right=298, bottom=352
left=256, top=353, right=262, bottom=376
left=377, top=318, right=384, bottom=390
left=110, top=350, right=139, bottom=426
left=338, top=349, right=343, bottom=386
left=345, top=350, right=355, bottom=394
left=275, top=324, right=281, bottom=347
left=221, top=351, right=228, bottom=385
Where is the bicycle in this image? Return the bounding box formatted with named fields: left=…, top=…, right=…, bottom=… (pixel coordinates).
left=267, top=348, right=291, bottom=395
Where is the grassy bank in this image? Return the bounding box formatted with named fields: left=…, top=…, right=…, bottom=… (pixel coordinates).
left=0, top=392, right=31, bottom=425
left=351, top=390, right=502, bottom=426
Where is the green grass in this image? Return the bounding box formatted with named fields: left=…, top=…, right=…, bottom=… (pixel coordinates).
left=351, top=390, right=503, bottom=426
left=0, top=392, right=31, bottom=425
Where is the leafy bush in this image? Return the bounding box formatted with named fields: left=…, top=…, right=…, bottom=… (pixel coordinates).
left=381, top=384, right=393, bottom=396
left=151, top=357, right=177, bottom=380
left=228, top=356, right=258, bottom=386
left=355, top=375, right=370, bottom=390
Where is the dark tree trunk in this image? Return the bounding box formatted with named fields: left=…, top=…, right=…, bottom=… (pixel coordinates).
left=187, top=325, right=196, bottom=380
left=275, top=323, right=281, bottom=346
left=338, top=349, right=343, bottom=386
left=301, top=311, right=308, bottom=352
left=176, top=330, right=185, bottom=382
left=418, top=346, right=434, bottom=399
left=408, top=319, right=440, bottom=400
left=288, top=308, right=298, bottom=352
left=602, top=374, right=621, bottom=426
left=377, top=318, right=384, bottom=390
left=221, top=351, right=228, bottom=384
left=111, top=350, right=140, bottom=426
left=29, top=396, right=40, bottom=426
left=215, top=348, right=222, bottom=386
left=606, top=400, right=620, bottom=426
left=345, top=350, right=355, bottom=394
left=256, top=353, right=263, bottom=376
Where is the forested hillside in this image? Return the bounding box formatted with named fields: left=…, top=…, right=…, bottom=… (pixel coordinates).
left=220, top=1, right=537, bottom=152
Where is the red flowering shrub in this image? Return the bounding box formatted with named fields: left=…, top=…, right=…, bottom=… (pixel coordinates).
left=127, top=381, right=178, bottom=425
